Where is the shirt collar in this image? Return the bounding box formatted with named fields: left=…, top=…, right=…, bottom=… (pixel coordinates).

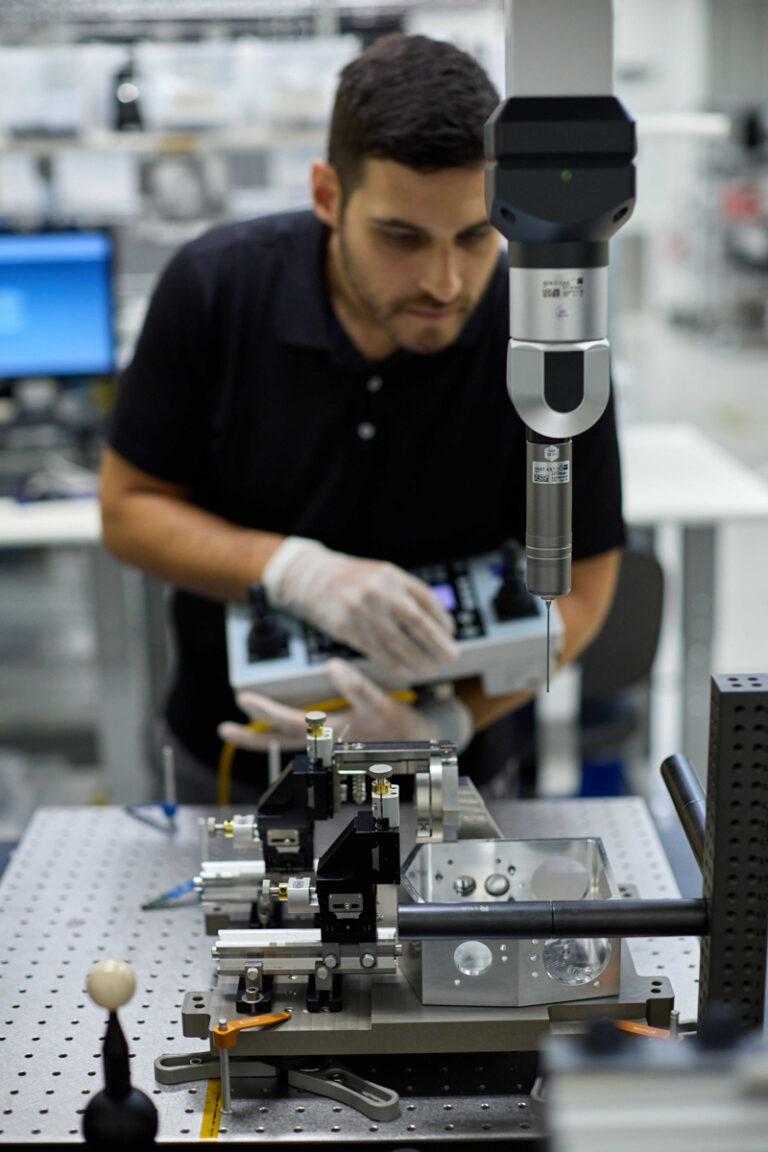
left=274, top=212, right=333, bottom=351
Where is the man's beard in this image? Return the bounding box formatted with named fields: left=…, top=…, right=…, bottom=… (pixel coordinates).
left=337, top=228, right=470, bottom=353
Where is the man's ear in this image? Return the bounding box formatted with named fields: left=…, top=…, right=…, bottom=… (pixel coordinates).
left=311, top=160, right=343, bottom=229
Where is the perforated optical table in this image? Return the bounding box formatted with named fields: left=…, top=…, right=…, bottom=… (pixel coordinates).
left=0, top=798, right=699, bottom=1145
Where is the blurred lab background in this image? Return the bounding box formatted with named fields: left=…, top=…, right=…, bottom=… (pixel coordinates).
left=2, top=0, right=768, bottom=840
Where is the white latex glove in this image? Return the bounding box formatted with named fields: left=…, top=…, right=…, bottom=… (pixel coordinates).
left=261, top=536, right=459, bottom=678
left=218, top=658, right=474, bottom=754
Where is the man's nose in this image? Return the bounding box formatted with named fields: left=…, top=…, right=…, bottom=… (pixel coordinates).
left=418, top=246, right=462, bottom=304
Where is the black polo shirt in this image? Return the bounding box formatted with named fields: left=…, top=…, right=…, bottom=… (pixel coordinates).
left=110, top=210, right=625, bottom=769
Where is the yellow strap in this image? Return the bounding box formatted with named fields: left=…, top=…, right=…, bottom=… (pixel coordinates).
left=199, top=1077, right=222, bottom=1140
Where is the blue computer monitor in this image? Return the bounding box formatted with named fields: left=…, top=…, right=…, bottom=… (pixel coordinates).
left=0, top=231, right=115, bottom=379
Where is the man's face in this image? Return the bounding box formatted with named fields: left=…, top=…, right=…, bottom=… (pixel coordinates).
left=327, top=158, right=500, bottom=358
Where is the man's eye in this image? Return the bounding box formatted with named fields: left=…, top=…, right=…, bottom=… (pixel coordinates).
left=382, top=231, right=423, bottom=248
left=458, top=230, right=490, bottom=246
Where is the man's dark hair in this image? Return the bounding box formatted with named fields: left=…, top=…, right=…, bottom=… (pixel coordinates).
left=328, top=33, right=500, bottom=197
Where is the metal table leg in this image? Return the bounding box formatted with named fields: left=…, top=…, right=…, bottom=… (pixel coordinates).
left=90, top=548, right=154, bottom=803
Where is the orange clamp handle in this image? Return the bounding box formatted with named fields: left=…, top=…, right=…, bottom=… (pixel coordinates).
left=212, top=1010, right=291, bottom=1050
left=614, top=1018, right=681, bottom=1040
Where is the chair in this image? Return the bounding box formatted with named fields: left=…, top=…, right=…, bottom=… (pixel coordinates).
left=577, top=546, right=665, bottom=794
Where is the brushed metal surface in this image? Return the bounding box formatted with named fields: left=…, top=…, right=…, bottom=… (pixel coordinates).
left=400, top=837, right=620, bottom=1006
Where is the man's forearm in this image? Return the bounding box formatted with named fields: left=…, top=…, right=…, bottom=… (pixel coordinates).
left=101, top=489, right=284, bottom=602
left=455, top=676, right=534, bottom=733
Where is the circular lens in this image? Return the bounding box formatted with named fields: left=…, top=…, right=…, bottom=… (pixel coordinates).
left=453, top=941, right=493, bottom=977
left=484, top=873, right=510, bottom=897
left=542, top=938, right=611, bottom=985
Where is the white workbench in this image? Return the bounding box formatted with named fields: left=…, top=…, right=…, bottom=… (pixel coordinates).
left=0, top=495, right=159, bottom=803
left=0, top=493, right=99, bottom=546
left=620, top=421, right=768, bottom=782
left=621, top=421, right=768, bottom=526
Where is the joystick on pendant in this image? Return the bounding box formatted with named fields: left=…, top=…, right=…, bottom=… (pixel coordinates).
left=83, top=959, right=158, bottom=1146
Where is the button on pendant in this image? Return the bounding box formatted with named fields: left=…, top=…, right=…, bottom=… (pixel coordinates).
left=357, top=421, right=376, bottom=441
left=366, top=375, right=383, bottom=393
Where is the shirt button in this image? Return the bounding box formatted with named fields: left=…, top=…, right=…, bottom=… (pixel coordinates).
left=357, top=421, right=376, bottom=441
left=366, top=375, right=383, bottom=393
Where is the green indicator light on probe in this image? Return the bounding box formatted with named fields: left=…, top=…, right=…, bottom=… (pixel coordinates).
left=561, top=169, right=573, bottom=182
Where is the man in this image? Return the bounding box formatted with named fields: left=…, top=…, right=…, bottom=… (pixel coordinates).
left=100, top=34, right=623, bottom=800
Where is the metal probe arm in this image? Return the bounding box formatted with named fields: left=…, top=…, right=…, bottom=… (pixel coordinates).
left=485, top=0, right=636, bottom=686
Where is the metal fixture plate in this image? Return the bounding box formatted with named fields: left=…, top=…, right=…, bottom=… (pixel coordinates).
left=0, top=799, right=698, bottom=1142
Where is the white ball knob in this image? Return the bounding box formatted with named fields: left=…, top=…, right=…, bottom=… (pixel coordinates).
left=86, top=959, right=136, bottom=1011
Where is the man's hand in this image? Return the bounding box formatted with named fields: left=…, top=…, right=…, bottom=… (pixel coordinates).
left=218, top=658, right=442, bottom=752
left=262, top=537, right=459, bottom=678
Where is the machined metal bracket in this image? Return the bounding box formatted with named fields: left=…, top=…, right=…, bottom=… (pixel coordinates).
left=288, top=1064, right=400, bottom=1121
left=154, top=1051, right=399, bottom=1121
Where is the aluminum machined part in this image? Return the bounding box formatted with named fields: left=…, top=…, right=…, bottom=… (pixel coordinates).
left=195, top=859, right=266, bottom=904
left=402, top=837, right=615, bottom=905
left=336, top=741, right=459, bottom=842
left=333, top=740, right=454, bottom=775
left=287, top=1065, right=400, bottom=1122
left=508, top=339, right=611, bottom=438
left=400, top=837, right=622, bottom=1007
left=415, top=753, right=460, bottom=842
left=185, top=938, right=672, bottom=1064
left=212, top=926, right=399, bottom=977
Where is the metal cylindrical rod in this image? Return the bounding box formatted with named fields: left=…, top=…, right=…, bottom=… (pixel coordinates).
left=397, top=898, right=708, bottom=939
left=661, top=753, right=706, bottom=871
left=218, top=1016, right=232, bottom=1113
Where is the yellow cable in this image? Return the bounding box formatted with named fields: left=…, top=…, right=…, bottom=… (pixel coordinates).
left=216, top=688, right=417, bottom=807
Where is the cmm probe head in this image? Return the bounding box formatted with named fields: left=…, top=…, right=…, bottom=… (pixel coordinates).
left=486, top=93, right=635, bottom=695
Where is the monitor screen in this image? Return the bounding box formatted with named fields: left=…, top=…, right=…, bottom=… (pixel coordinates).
left=0, top=231, right=115, bottom=378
